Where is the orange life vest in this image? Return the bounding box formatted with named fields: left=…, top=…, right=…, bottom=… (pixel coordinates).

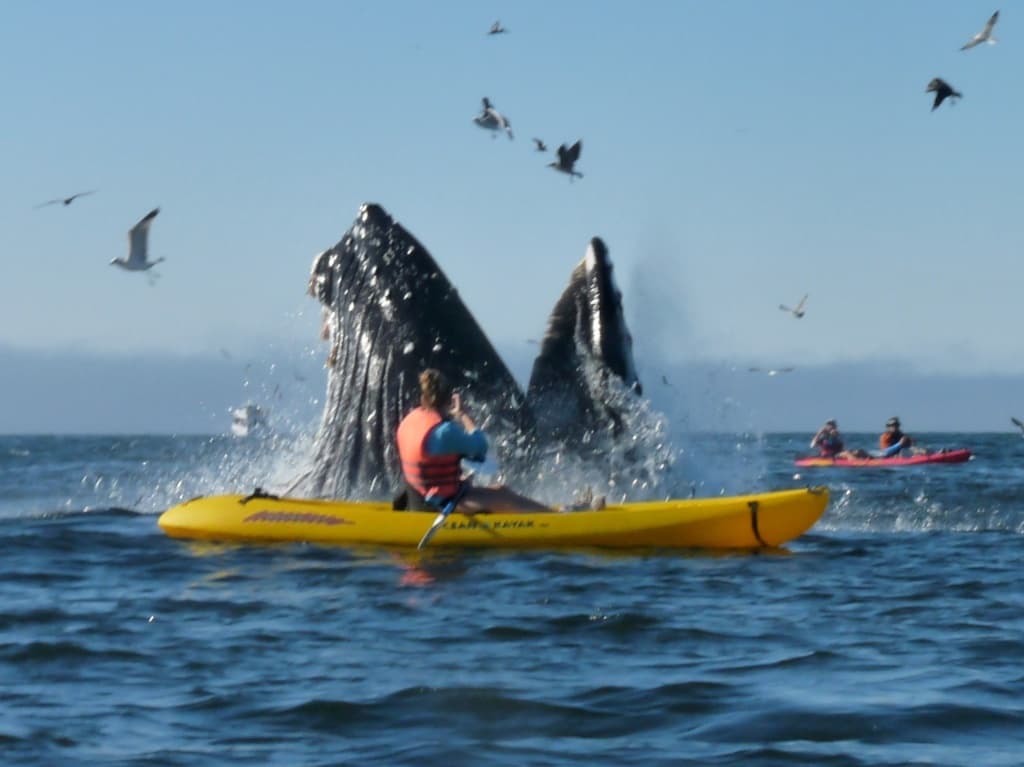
left=396, top=407, right=462, bottom=500
left=879, top=430, right=905, bottom=449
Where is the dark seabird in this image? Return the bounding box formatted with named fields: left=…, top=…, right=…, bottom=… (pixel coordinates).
left=548, top=140, right=583, bottom=180
left=110, top=208, right=165, bottom=273
left=532, top=138, right=548, bottom=152
left=779, top=294, right=807, bottom=318
left=1012, top=416, right=1024, bottom=434
left=34, top=190, right=96, bottom=209
left=927, top=78, right=962, bottom=111
left=488, top=21, right=507, bottom=35
left=961, top=10, right=999, bottom=50
left=473, top=97, right=514, bottom=140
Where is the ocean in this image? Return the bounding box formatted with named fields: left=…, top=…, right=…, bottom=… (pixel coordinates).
left=2, top=432, right=1022, bottom=766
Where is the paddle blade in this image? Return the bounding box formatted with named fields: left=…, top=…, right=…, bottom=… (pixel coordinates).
left=417, top=512, right=449, bottom=549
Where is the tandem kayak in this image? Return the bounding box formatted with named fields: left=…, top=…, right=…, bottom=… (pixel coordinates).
left=158, top=486, right=830, bottom=550
left=794, top=448, right=972, bottom=468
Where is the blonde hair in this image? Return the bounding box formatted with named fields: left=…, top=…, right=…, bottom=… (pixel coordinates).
left=419, top=369, right=452, bottom=410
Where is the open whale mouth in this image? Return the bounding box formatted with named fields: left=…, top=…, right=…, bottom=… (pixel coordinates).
left=304, top=204, right=646, bottom=499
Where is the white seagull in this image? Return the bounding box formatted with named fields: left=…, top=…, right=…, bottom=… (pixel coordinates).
left=779, top=294, right=808, bottom=318
left=961, top=10, right=999, bottom=50
left=473, top=97, right=514, bottom=140
left=111, top=208, right=164, bottom=274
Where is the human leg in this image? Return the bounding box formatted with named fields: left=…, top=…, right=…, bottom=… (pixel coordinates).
left=460, top=485, right=553, bottom=513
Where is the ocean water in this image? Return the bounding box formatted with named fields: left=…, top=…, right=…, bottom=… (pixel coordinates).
left=2, top=432, right=1023, bottom=766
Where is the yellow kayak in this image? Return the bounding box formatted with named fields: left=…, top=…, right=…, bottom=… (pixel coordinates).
left=158, top=486, right=829, bottom=550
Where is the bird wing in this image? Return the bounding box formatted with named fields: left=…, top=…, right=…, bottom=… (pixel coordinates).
left=482, top=97, right=492, bottom=111
left=33, top=199, right=62, bottom=209
left=779, top=304, right=792, bottom=313
left=932, top=90, right=945, bottom=110
left=127, top=208, right=159, bottom=265
left=1012, top=416, right=1024, bottom=431
left=566, top=140, right=582, bottom=164
left=795, top=294, right=808, bottom=313
left=961, top=33, right=983, bottom=50
left=69, top=190, right=96, bottom=202
left=983, top=10, right=999, bottom=36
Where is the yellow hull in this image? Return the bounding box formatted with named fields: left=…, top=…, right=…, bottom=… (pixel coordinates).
left=158, top=486, right=829, bottom=550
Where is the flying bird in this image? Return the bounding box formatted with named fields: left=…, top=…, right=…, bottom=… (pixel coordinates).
left=110, top=208, right=164, bottom=273
left=961, top=10, right=999, bottom=50
left=34, top=190, right=96, bottom=209
left=748, top=367, right=795, bottom=376
left=473, top=97, right=514, bottom=140
left=488, top=21, right=507, bottom=35
left=1012, top=416, right=1024, bottom=434
left=548, top=140, right=583, bottom=180
left=927, top=78, right=962, bottom=111
left=779, top=295, right=808, bottom=318
left=532, top=138, right=548, bottom=152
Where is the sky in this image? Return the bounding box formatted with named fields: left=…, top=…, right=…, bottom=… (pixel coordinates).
left=2, top=1, right=1023, bottom=432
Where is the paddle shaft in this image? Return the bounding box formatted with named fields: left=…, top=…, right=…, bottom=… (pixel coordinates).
left=416, top=487, right=468, bottom=550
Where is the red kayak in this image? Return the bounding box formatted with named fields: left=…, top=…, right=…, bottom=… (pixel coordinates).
left=794, top=448, right=972, bottom=468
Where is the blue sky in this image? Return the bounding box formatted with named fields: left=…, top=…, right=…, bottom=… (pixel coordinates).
left=2, top=1, right=1022, bottom=431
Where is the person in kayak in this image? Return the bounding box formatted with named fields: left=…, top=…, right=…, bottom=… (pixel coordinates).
left=879, top=416, right=914, bottom=457
left=396, top=368, right=552, bottom=513
left=810, top=419, right=869, bottom=460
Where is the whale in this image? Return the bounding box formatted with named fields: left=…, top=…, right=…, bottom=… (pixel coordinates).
left=304, top=203, right=644, bottom=500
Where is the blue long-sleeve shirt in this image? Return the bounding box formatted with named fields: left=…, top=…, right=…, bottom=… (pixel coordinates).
left=425, top=420, right=488, bottom=462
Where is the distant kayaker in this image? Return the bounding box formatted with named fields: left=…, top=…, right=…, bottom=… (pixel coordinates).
left=810, top=419, right=869, bottom=460
left=879, top=416, right=914, bottom=457
left=396, top=369, right=552, bottom=513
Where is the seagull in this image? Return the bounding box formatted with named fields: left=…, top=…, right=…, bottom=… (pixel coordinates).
left=749, top=367, right=795, bottom=376
left=473, top=97, right=514, bottom=140
left=927, top=78, right=962, bottom=111
left=488, top=21, right=507, bottom=35
left=661, top=375, right=672, bottom=387
left=1012, top=416, right=1024, bottom=434
left=110, top=208, right=164, bottom=274
left=532, top=138, right=548, bottom=152
left=548, top=140, right=583, bottom=180
left=961, top=10, right=999, bottom=50
left=34, top=190, right=96, bottom=209
left=779, top=295, right=808, bottom=318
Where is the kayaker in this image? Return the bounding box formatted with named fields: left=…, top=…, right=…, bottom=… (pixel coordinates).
left=810, top=419, right=844, bottom=457
left=810, top=419, right=870, bottom=460
left=879, top=416, right=914, bottom=457
left=396, top=368, right=552, bottom=513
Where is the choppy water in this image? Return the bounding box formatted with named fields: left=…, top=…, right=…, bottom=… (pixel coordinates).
left=2, top=432, right=1023, bottom=766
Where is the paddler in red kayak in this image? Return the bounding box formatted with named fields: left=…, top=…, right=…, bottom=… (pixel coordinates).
left=810, top=419, right=869, bottom=460
left=879, top=416, right=916, bottom=457
left=396, top=368, right=552, bottom=513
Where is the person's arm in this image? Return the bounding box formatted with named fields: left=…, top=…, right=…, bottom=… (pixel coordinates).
left=451, top=393, right=477, bottom=434
left=810, top=428, right=824, bottom=449
left=425, top=395, right=488, bottom=460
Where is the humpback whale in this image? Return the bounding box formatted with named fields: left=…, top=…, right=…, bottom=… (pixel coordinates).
left=305, top=203, right=646, bottom=500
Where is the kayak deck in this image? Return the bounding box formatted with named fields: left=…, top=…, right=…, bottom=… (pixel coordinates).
left=158, top=486, right=829, bottom=550
left=794, top=449, right=972, bottom=468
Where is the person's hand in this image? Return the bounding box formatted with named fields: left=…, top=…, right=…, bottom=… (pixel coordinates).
left=450, top=392, right=463, bottom=416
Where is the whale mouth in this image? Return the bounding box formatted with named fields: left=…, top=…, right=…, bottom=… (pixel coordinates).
left=304, top=203, right=647, bottom=500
